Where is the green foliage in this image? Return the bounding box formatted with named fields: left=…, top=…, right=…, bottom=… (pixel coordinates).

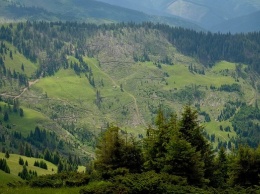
left=95, top=126, right=143, bottom=175
left=0, top=158, right=10, bottom=173
left=219, top=83, right=241, bottom=93
left=211, top=147, right=229, bottom=188
left=80, top=171, right=218, bottom=194
left=34, top=160, right=48, bottom=170
left=19, top=157, right=24, bottom=165
left=4, top=111, right=9, bottom=121
left=29, top=172, right=90, bottom=188
left=5, top=150, right=10, bottom=158
left=144, top=106, right=214, bottom=186
left=18, top=165, right=37, bottom=180
left=163, top=134, right=205, bottom=185
left=232, top=105, right=260, bottom=147
left=229, top=146, right=260, bottom=186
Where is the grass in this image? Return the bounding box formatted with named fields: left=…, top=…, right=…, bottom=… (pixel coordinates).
left=31, top=57, right=136, bottom=129
left=0, top=153, right=57, bottom=188
left=27, top=56, right=254, bottom=145
left=0, top=102, right=49, bottom=136
left=163, top=63, right=237, bottom=89
left=2, top=42, right=38, bottom=78
left=211, top=61, right=237, bottom=71
left=0, top=170, right=21, bottom=184
left=6, top=39, right=253, bottom=148
left=0, top=153, right=57, bottom=176
left=0, top=186, right=82, bottom=194
left=32, top=69, right=95, bottom=101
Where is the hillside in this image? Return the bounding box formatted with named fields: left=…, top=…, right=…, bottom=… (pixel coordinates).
left=0, top=0, right=202, bottom=31
left=211, top=10, right=260, bottom=33
left=1, top=21, right=260, bottom=163
left=98, top=0, right=260, bottom=32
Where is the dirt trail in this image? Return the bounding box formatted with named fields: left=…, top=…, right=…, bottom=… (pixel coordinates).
left=93, top=62, right=146, bottom=126
left=0, top=76, right=41, bottom=100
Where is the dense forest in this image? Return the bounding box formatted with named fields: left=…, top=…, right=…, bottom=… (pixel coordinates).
left=0, top=22, right=260, bottom=76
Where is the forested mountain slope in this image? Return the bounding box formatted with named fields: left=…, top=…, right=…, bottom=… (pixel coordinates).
left=211, top=10, right=260, bottom=33
left=0, top=22, right=260, bottom=159
left=0, top=0, right=202, bottom=30
left=1, top=21, right=260, bottom=193
left=98, top=0, right=260, bottom=32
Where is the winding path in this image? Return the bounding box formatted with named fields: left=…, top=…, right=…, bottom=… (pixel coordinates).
left=0, top=75, right=41, bottom=100
left=93, top=62, right=146, bottom=126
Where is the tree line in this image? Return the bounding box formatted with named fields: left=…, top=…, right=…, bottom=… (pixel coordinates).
left=92, top=106, right=260, bottom=189
left=0, top=21, right=260, bottom=78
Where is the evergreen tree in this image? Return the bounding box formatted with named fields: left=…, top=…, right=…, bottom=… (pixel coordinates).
left=229, top=145, right=260, bottom=186
left=0, top=158, right=10, bottom=173
left=164, top=133, right=205, bottom=185
left=5, top=150, right=9, bottom=159
left=179, top=106, right=214, bottom=184
left=19, top=157, right=24, bottom=165
left=3, top=111, right=9, bottom=122
left=18, top=165, right=29, bottom=180
left=95, top=126, right=125, bottom=171
left=95, top=126, right=143, bottom=173
left=143, top=109, right=176, bottom=172
left=211, top=147, right=228, bottom=188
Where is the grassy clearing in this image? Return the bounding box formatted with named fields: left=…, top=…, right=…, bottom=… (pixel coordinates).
left=32, top=69, right=95, bottom=101
left=163, top=63, right=237, bottom=89
left=0, top=170, right=22, bottom=184
left=0, top=153, right=57, bottom=188
left=0, top=153, right=57, bottom=177
left=3, top=42, right=38, bottom=77
left=212, top=61, right=237, bottom=71
left=0, top=102, right=49, bottom=136
left=31, top=56, right=137, bottom=129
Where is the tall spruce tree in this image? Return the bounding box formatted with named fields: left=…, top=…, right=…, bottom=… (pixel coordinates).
left=211, top=147, right=228, bottom=188
left=179, top=106, right=214, bottom=184
left=95, top=126, right=143, bottom=174
left=143, top=109, right=177, bottom=172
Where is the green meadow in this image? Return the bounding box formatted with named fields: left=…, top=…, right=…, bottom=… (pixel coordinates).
left=3, top=42, right=38, bottom=78
left=0, top=153, right=57, bottom=177
left=0, top=102, right=49, bottom=136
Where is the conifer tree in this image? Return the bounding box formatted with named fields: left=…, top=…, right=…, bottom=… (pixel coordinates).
left=95, top=126, right=143, bottom=173
left=164, top=133, right=205, bottom=185
left=179, top=106, right=214, bottom=184
left=5, top=150, right=9, bottom=158
left=211, top=147, right=228, bottom=188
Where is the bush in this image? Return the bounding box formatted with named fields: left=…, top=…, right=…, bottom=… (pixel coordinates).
left=80, top=171, right=189, bottom=194
left=79, top=181, right=128, bottom=194
left=29, top=172, right=90, bottom=188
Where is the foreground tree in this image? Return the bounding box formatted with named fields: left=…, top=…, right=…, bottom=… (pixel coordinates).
left=95, top=126, right=143, bottom=174
left=179, top=106, right=215, bottom=185
left=163, top=133, right=205, bottom=185
left=229, top=145, right=260, bottom=186
left=211, top=147, right=229, bottom=188
left=144, top=106, right=214, bottom=186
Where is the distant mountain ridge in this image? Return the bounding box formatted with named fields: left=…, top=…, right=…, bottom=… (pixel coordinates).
left=97, top=0, right=260, bottom=33
left=0, top=0, right=202, bottom=30
left=211, top=10, right=260, bottom=33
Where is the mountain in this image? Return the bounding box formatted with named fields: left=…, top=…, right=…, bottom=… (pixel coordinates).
left=1, top=22, right=260, bottom=160
left=97, top=0, right=260, bottom=32
left=211, top=10, right=260, bottom=33
left=0, top=0, right=202, bottom=30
